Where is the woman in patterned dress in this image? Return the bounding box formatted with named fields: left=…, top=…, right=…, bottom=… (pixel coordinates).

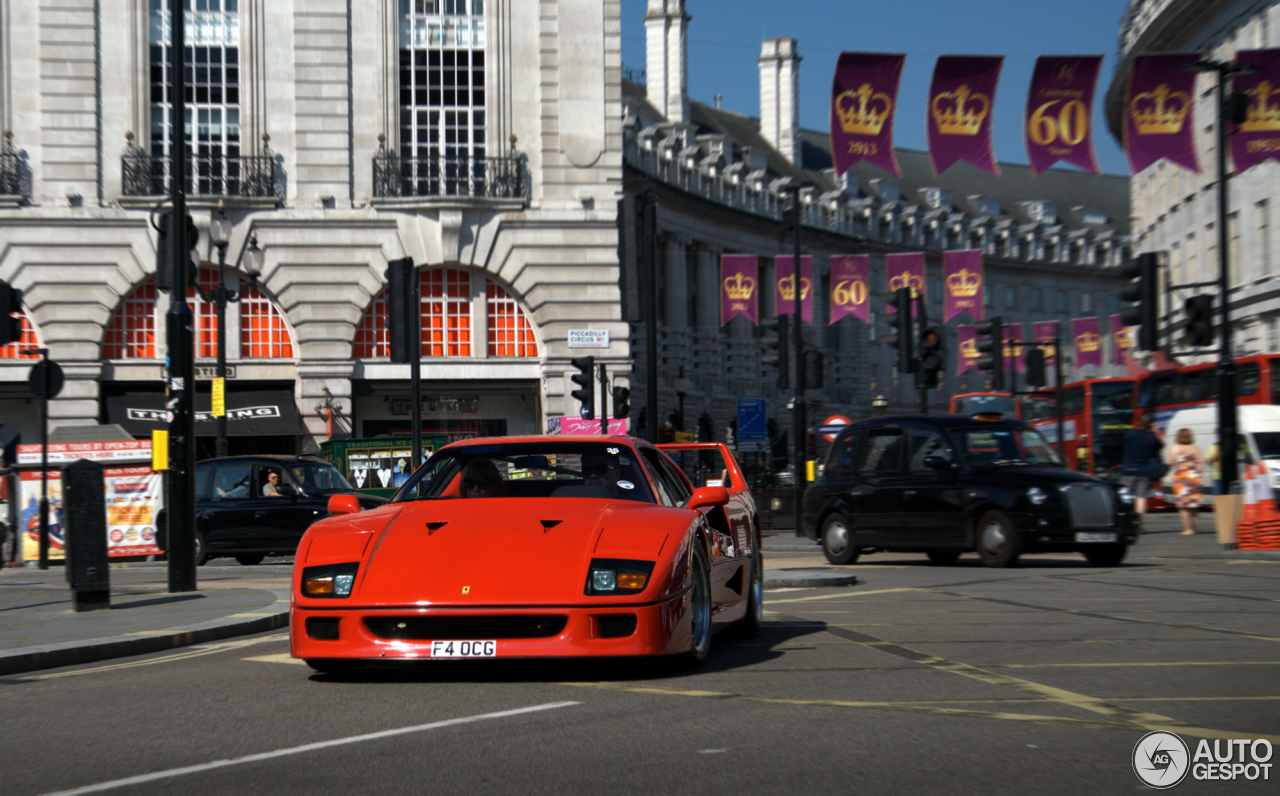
left=1167, top=428, right=1206, bottom=536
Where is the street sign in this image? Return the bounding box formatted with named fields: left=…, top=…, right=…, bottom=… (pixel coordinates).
left=737, top=399, right=767, bottom=447
left=29, top=359, right=64, bottom=399
left=211, top=377, right=225, bottom=418
left=820, top=414, right=851, bottom=442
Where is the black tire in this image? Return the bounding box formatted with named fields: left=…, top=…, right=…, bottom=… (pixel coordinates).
left=1083, top=544, right=1127, bottom=567
left=680, top=543, right=712, bottom=667
left=821, top=513, right=859, bottom=565
left=738, top=550, right=764, bottom=639
left=926, top=550, right=962, bottom=566
left=235, top=554, right=265, bottom=566
left=194, top=531, right=209, bottom=567
left=304, top=659, right=366, bottom=676
left=975, top=510, right=1021, bottom=568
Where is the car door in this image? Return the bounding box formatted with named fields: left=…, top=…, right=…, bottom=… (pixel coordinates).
left=206, top=462, right=256, bottom=551
left=245, top=464, right=314, bottom=553
left=901, top=423, right=964, bottom=545
left=849, top=425, right=912, bottom=545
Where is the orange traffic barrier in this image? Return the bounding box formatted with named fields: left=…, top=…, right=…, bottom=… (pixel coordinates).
left=1236, top=463, right=1260, bottom=548
left=1247, top=463, right=1280, bottom=550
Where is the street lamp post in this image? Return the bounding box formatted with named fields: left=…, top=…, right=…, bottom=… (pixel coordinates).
left=872, top=393, right=888, bottom=415
left=674, top=368, right=691, bottom=432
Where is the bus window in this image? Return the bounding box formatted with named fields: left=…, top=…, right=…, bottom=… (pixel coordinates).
left=1062, top=387, right=1085, bottom=416
left=1238, top=362, right=1260, bottom=398
left=1271, top=358, right=1280, bottom=404
left=1022, top=394, right=1055, bottom=422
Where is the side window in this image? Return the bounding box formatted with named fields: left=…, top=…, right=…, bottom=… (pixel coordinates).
left=194, top=465, right=212, bottom=499
left=826, top=432, right=859, bottom=477
left=211, top=463, right=253, bottom=500
left=258, top=465, right=291, bottom=497
left=639, top=450, right=677, bottom=506
left=856, top=428, right=904, bottom=475
left=908, top=428, right=954, bottom=473
left=657, top=454, right=693, bottom=504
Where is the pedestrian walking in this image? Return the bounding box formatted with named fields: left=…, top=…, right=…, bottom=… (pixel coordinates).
left=1167, top=428, right=1206, bottom=535
left=1120, top=414, right=1164, bottom=530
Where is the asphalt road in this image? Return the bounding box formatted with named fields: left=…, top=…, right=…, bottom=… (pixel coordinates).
left=4, top=519, right=1278, bottom=795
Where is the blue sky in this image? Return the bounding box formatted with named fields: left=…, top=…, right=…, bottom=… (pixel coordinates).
left=620, top=0, right=1132, bottom=175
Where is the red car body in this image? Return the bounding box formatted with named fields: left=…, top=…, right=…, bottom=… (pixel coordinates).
left=290, top=436, right=760, bottom=671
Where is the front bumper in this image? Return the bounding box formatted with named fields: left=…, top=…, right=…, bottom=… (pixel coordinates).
left=1010, top=510, right=1140, bottom=549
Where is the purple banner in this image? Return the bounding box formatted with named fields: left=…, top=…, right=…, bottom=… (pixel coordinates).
left=1230, top=49, right=1280, bottom=173
left=1125, top=53, right=1201, bottom=174
left=1003, top=323, right=1025, bottom=374
left=1110, top=314, right=1135, bottom=366
left=943, top=249, right=983, bottom=322
left=830, top=255, right=869, bottom=323
left=776, top=256, right=813, bottom=323
left=885, top=253, right=925, bottom=316
left=1025, top=56, right=1102, bottom=175
left=956, top=325, right=979, bottom=375
left=720, top=255, right=759, bottom=325
left=831, top=52, right=905, bottom=178
left=927, top=55, right=1003, bottom=176
left=1033, top=320, right=1059, bottom=367
left=1072, top=317, right=1102, bottom=369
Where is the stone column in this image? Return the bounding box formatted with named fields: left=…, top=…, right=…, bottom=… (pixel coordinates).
left=297, top=361, right=356, bottom=450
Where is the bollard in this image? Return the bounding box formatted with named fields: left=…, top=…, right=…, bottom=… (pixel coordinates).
left=63, top=459, right=110, bottom=611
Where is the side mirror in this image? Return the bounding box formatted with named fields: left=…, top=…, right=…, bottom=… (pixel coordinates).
left=924, top=455, right=957, bottom=472
left=327, top=494, right=361, bottom=516
left=688, top=486, right=730, bottom=511
left=277, top=484, right=298, bottom=498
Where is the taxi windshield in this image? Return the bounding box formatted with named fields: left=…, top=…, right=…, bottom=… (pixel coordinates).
left=290, top=462, right=354, bottom=493
left=958, top=427, right=1064, bottom=468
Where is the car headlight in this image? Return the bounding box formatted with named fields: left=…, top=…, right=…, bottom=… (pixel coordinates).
left=1026, top=487, right=1048, bottom=506
left=585, top=558, right=655, bottom=595
left=302, top=563, right=359, bottom=598
left=1117, top=486, right=1135, bottom=505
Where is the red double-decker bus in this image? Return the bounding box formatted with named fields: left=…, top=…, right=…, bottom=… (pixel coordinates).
left=1021, top=378, right=1136, bottom=476
left=1134, top=355, right=1280, bottom=431
left=949, top=392, right=1020, bottom=418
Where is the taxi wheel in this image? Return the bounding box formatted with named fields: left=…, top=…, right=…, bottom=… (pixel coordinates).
left=976, top=511, right=1021, bottom=568
left=235, top=554, right=265, bottom=566
left=194, top=531, right=209, bottom=567
left=1083, top=544, right=1127, bottom=567
left=305, top=659, right=366, bottom=677
left=926, top=550, right=961, bottom=566
left=821, top=514, right=859, bottom=565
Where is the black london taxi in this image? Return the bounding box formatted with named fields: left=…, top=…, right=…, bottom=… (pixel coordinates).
left=802, top=414, right=1139, bottom=567
left=156, top=455, right=386, bottom=566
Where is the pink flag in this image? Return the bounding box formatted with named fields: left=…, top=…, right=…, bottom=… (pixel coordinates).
left=1072, top=317, right=1102, bottom=369
left=1230, top=49, right=1280, bottom=173
left=1110, top=314, right=1135, bottom=366
left=956, top=325, right=979, bottom=375
left=720, top=255, right=759, bottom=325
left=885, top=253, right=925, bottom=316
left=1124, top=53, right=1201, bottom=174
left=830, top=255, right=869, bottom=323
left=1025, top=56, right=1102, bottom=175
left=776, top=256, right=813, bottom=323
left=943, top=250, right=983, bottom=322
left=831, top=52, right=905, bottom=177
left=1033, top=320, right=1060, bottom=367
left=1003, top=323, right=1025, bottom=374
left=927, top=55, right=1003, bottom=176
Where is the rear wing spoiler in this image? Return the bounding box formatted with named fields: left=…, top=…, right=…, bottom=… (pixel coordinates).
left=656, top=442, right=747, bottom=492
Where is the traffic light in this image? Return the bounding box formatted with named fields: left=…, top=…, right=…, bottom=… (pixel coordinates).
left=803, top=349, right=824, bottom=389
left=975, top=316, right=1004, bottom=391
left=612, top=386, right=630, bottom=419
left=1025, top=346, right=1047, bottom=388
left=0, top=281, right=23, bottom=347
left=1119, top=252, right=1160, bottom=352
left=760, top=315, right=789, bottom=388
left=917, top=326, right=944, bottom=390
left=1185, top=294, right=1214, bottom=348
left=155, top=211, right=198, bottom=293
left=885, top=287, right=915, bottom=373
left=384, top=257, right=418, bottom=363
left=570, top=356, right=595, bottom=419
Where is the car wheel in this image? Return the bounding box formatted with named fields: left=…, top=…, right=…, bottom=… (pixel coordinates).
left=926, top=550, right=961, bottom=566
left=194, top=531, right=209, bottom=567
left=738, top=550, right=764, bottom=639
left=976, top=511, right=1021, bottom=568
left=304, top=659, right=366, bottom=676
left=821, top=513, right=859, bottom=565
left=235, top=554, right=265, bottom=566
left=1083, top=544, right=1127, bottom=567
left=681, top=542, right=712, bottom=667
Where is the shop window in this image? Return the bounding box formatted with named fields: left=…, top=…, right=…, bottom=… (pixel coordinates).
left=487, top=280, right=536, bottom=357
left=103, top=283, right=159, bottom=359
left=0, top=310, right=40, bottom=360
left=241, top=286, right=294, bottom=358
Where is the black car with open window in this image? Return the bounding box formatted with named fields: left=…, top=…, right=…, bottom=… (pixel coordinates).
left=156, top=455, right=386, bottom=566
left=803, top=414, right=1139, bottom=567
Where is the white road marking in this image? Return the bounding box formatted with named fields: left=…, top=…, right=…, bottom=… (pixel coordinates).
left=698, top=749, right=729, bottom=754
left=40, top=702, right=581, bottom=796
left=765, top=587, right=812, bottom=594
left=243, top=653, right=306, bottom=665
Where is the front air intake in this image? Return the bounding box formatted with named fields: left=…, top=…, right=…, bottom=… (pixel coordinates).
left=364, top=615, right=568, bottom=640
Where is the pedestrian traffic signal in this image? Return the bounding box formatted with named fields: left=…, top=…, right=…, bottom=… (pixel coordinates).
left=917, top=326, right=944, bottom=390
left=1119, top=252, right=1160, bottom=352
left=1025, top=346, right=1047, bottom=388
left=760, top=315, right=789, bottom=388
left=384, top=257, right=418, bottom=363
left=1184, top=294, right=1214, bottom=348
left=570, top=356, right=595, bottom=419
left=975, top=316, right=1004, bottom=391
left=612, top=386, right=630, bottom=419
left=885, top=287, right=915, bottom=374
left=0, top=281, right=23, bottom=347
left=803, top=349, right=824, bottom=389
left=155, top=212, right=198, bottom=293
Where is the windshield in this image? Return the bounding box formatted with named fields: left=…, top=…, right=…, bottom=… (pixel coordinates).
left=1253, top=432, right=1280, bottom=460
left=391, top=441, right=657, bottom=503
left=288, top=462, right=354, bottom=493
left=958, top=426, right=1065, bottom=468
left=954, top=394, right=1014, bottom=416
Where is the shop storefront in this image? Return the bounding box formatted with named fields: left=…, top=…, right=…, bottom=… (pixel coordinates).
left=351, top=380, right=542, bottom=442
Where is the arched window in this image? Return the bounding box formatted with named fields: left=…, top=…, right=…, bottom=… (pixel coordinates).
left=487, top=280, right=536, bottom=356
left=0, top=310, right=40, bottom=360
left=103, top=283, right=158, bottom=359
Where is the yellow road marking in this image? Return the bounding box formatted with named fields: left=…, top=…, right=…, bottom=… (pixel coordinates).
left=997, top=661, right=1280, bottom=669
left=243, top=653, right=306, bottom=665
left=765, top=587, right=933, bottom=605
left=228, top=613, right=276, bottom=617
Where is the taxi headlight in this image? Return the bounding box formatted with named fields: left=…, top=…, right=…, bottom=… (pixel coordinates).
left=1026, top=487, right=1048, bottom=506
left=586, top=559, right=655, bottom=595
left=302, top=563, right=359, bottom=598
left=1117, top=486, right=1135, bottom=505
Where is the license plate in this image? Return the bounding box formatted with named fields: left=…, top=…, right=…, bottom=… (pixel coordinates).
left=1075, top=532, right=1117, bottom=543
left=430, top=640, right=496, bottom=658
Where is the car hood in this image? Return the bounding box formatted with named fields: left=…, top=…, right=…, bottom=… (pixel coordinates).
left=965, top=466, right=1109, bottom=487
left=343, top=498, right=687, bottom=607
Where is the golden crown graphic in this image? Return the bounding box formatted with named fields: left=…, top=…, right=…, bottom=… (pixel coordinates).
left=1115, top=327, right=1134, bottom=347
left=1076, top=331, right=1101, bottom=352
left=959, top=338, right=978, bottom=358
left=836, top=83, right=893, bottom=136
left=723, top=272, right=756, bottom=300
left=930, top=84, right=990, bottom=136
left=1129, top=83, right=1191, bottom=135
left=946, top=268, right=981, bottom=297
left=1241, top=80, right=1280, bottom=133
left=778, top=274, right=812, bottom=302
left=887, top=272, right=924, bottom=296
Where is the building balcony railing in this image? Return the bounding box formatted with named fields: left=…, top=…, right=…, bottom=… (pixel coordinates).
left=372, top=147, right=526, bottom=202
left=122, top=144, right=279, bottom=200
left=0, top=131, right=31, bottom=203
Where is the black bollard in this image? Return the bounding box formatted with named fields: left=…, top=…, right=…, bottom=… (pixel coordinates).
left=63, top=459, right=110, bottom=611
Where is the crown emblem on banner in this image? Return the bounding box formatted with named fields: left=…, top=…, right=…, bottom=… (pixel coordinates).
left=930, top=85, right=990, bottom=136
left=723, top=272, right=756, bottom=300
left=946, top=268, right=981, bottom=297
left=1054, top=61, right=1079, bottom=84
left=1076, top=331, right=1101, bottom=352
left=778, top=274, right=812, bottom=302
left=1115, top=327, right=1133, bottom=347
left=1130, top=83, right=1192, bottom=134
left=887, top=272, right=924, bottom=296
left=836, top=84, right=893, bottom=136
left=1240, top=80, right=1280, bottom=133
left=959, top=338, right=978, bottom=358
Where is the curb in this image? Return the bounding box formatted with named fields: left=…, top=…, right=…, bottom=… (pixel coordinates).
left=765, top=570, right=858, bottom=588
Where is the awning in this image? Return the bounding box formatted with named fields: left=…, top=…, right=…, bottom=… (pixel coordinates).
left=107, top=390, right=306, bottom=437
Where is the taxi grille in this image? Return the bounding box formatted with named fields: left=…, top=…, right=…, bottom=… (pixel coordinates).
left=364, top=615, right=567, bottom=640
left=1066, top=484, right=1114, bottom=528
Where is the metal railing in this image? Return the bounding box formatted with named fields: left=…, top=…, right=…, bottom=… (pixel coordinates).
left=372, top=149, right=526, bottom=201
left=122, top=147, right=279, bottom=199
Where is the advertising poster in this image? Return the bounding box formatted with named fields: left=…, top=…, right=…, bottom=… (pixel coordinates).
left=19, top=470, right=64, bottom=562
left=393, top=449, right=413, bottom=487
left=104, top=466, right=163, bottom=557
left=348, top=453, right=370, bottom=489
left=369, top=451, right=394, bottom=490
